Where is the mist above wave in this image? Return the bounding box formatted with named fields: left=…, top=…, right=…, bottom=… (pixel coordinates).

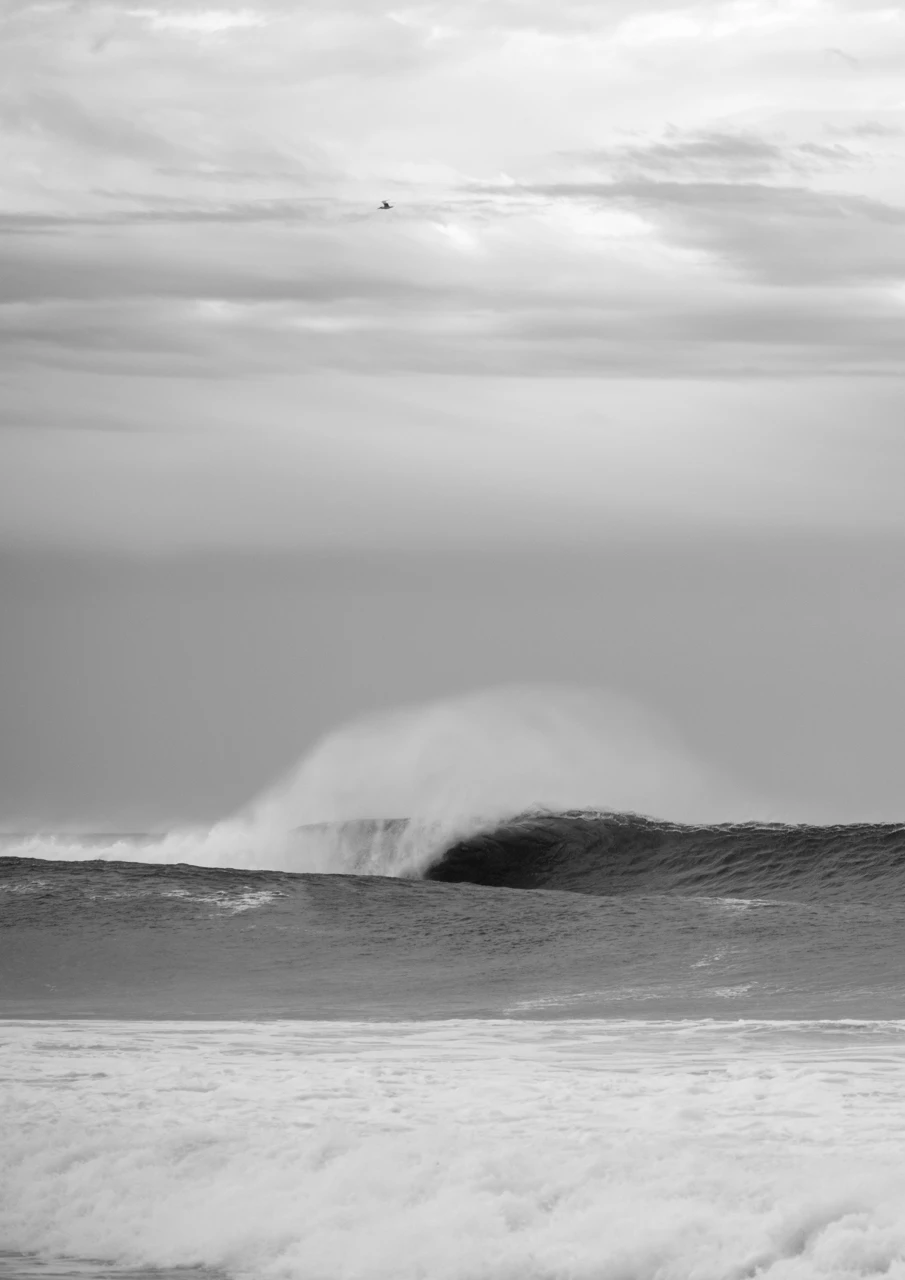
left=6, top=685, right=756, bottom=875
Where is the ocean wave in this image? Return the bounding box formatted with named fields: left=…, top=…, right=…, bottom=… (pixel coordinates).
left=6, top=808, right=905, bottom=907
left=4, top=847, right=904, bottom=1021
left=426, top=810, right=905, bottom=902
left=8, top=806, right=904, bottom=908
left=1, top=684, right=763, bottom=878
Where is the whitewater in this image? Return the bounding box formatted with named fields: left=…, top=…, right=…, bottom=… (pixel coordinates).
left=4, top=687, right=905, bottom=1280
left=4, top=1021, right=905, bottom=1280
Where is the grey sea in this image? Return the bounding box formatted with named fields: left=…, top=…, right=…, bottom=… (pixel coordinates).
left=3, top=813, right=905, bottom=1280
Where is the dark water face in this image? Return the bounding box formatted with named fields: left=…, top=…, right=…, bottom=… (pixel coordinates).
left=430, top=811, right=905, bottom=901
left=3, top=813, right=905, bottom=1020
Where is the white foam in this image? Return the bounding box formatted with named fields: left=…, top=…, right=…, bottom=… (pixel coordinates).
left=162, top=888, right=282, bottom=914
left=3, top=1020, right=905, bottom=1280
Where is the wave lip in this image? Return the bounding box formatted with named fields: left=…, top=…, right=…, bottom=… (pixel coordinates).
left=425, top=809, right=905, bottom=902
left=7, top=810, right=905, bottom=906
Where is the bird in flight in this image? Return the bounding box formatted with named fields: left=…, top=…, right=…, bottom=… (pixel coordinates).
left=379, top=200, right=394, bottom=210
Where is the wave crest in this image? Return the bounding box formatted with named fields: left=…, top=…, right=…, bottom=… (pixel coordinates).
left=6, top=685, right=758, bottom=875
left=427, top=809, right=905, bottom=902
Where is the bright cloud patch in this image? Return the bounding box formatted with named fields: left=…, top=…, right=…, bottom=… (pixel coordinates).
left=133, top=9, right=267, bottom=34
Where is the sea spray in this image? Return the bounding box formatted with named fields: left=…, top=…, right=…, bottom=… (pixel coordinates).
left=3, top=685, right=757, bottom=874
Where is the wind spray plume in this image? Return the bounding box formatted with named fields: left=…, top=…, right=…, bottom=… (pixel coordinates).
left=7, top=685, right=754, bottom=873
left=240, top=685, right=751, bottom=877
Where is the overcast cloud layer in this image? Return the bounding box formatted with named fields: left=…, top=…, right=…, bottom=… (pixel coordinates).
left=4, top=0, right=905, bottom=378
left=2, top=0, right=905, bottom=551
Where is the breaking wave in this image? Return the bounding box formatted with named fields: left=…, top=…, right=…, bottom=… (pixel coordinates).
left=428, top=810, right=905, bottom=904
left=3, top=685, right=760, bottom=876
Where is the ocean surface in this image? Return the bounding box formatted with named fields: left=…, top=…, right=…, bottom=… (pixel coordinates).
left=3, top=812, right=905, bottom=1020
left=4, top=809, right=905, bottom=1279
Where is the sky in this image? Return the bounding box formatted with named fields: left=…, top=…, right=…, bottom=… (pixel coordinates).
left=1, top=0, right=904, bottom=826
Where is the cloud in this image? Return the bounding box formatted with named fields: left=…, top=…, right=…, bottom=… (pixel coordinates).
left=4, top=175, right=904, bottom=379
left=0, top=89, right=187, bottom=162
left=497, top=178, right=905, bottom=286
left=2, top=0, right=905, bottom=382
left=567, top=130, right=860, bottom=181
left=830, top=120, right=905, bottom=138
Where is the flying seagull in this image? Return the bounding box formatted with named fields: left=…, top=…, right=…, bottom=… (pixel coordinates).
left=379, top=200, right=393, bottom=209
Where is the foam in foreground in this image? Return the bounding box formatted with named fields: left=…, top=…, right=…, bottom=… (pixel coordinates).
left=3, top=1021, right=905, bottom=1280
